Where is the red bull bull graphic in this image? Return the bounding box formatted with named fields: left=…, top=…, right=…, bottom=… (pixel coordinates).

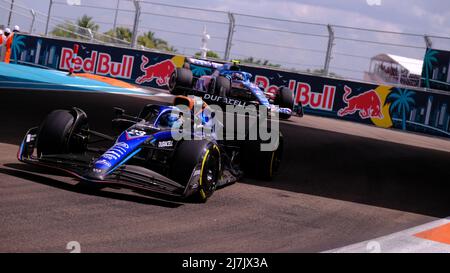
left=338, top=85, right=383, bottom=119
left=135, top=55, right=175, bottom=86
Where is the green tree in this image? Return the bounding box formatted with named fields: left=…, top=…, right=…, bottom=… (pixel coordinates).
left=51, top=21, right=77, bottom=38
left=51, top=15, right=99, bottom=40
left=76, top=15, right=99, bottom=32
left=165, top=46, right=178, bottom=53
left=137, top=31, right=177, bottom=52
left=76, top=15, right=99, bottom=40
left=238, top=57, right=280, bottom=68
left=104, top=27, right=133, bottom=44
left=195, top=50, right=220, bottom=59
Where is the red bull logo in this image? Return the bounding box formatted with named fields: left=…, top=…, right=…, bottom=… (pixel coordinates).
left=59, top=47, right=134, bottom=79
left=338, top=85, right=383, bottom=119
left=255, top=75, right=336, bottom=111
left=135, top=56, right=175, bottom=86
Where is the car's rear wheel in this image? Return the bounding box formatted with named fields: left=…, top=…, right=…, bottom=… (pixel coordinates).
left=213, top=76, right=231, bottom=97
left=171, top=140, right=221, bottom=202
left=277, top=87, right=294, bottom=119
left=296, top=103, right=304, bottom=117
left=242, top=133, right=283, bottom=180
left=36, top=109, right=88, bottom=156
left=169, top=68, right=193, bottom=95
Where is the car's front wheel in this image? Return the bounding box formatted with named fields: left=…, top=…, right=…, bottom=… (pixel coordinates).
left=242, top=133, right=283, bottom=180
left=36, top=108, right=88, bottom=156
left=171, top=140, right=221, bottom=202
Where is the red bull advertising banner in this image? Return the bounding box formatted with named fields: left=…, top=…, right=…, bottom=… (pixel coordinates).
left=11, top=34, right=185, bottom=90
left=11, top=34, right=450, bottom=139
left=236, top=64, right=450, bottom=139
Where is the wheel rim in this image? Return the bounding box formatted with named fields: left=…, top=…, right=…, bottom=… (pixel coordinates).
left=199, top=146, right=220, bottom=199
left=168, top=72, right=176, bottom=91
left=269, top=149, right=282, bottom=178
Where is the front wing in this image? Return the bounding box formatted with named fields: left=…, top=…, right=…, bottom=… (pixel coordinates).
left=17, top=127, right=199, bottom=198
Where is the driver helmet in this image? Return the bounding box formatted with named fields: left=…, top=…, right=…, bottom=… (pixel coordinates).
left=229, top=59, right=241, bottom=71
left=165, top=112, right=182, bottom=128
left=231, top=72, right=244, bottom=81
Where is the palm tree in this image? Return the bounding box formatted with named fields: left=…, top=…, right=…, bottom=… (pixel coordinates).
left=76, top=15, right=99, bottom=32
left=423, top=49, right=438, bottom=88
left=76, top=15, right=99, bottom=39
left=137, top=32, right=156, bottom=49
left=138, top=31, right=169, bottom=50
left=388, top=88, right=416, bottom=130
left=51, top=15, right=99, bottom=40
left=51, top=21, right=77, bottom=39
left=104, top=27, right=132, bottom=44
left=165, top=46, right=178, bottom=53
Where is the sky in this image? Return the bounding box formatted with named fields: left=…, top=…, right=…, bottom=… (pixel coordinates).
left=1, top=0, right=450, bottom=79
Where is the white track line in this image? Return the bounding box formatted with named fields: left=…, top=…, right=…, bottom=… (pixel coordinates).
left=325, top=218, right=450, bottom=253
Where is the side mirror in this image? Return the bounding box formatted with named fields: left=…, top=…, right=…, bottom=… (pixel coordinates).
left=111, top=118, right=135, bottom=134
left=113, top=107, right=125, bottom=118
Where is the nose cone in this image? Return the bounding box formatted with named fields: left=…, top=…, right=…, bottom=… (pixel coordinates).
left=86, top=167, right=108, bottom=181
left=90, top=130, right=150, bottom=178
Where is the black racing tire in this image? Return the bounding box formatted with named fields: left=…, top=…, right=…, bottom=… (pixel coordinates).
left=171, top=140, right=221, bottom=202
left=36, top=110, right=75, bottom=156
left=277, top=87, right=294, bottom=119
left=214, top=76, right=231, bottom=97
left=36, top=109, right=88, bottom=156
left=169, top=68, right=193, bottom=95
left=297, top=103, right=304, bottom=117
left=242, top=133, right=283, bottom=180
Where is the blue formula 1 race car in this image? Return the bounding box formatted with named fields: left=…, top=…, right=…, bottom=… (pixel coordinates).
left=167, top=58, right=302, bottom=120
left=17, top=96, right=283, bottom=202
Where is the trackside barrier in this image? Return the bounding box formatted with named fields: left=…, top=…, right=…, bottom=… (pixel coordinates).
left=9, top=34, right=450, bottom=139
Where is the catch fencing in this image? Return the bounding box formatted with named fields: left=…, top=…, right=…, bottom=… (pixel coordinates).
left=2, top=0, right=450, bottom=83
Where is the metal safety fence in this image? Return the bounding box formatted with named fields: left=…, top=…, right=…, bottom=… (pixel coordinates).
left=1, top=0, right=450, bottom=83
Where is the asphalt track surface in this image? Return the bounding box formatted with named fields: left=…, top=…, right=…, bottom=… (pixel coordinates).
left=1, top=88, right=450, bottom=252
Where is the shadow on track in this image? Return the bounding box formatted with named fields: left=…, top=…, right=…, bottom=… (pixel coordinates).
left=0, top=164, right=182, bottom=208
left=2, top=89, right=450, bottom=217
left=245, top=124, right=450, bottom=218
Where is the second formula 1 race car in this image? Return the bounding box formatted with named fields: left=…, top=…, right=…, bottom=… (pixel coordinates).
left=167, top=58, right=302, bottom=120
left=17, top=96, right=283, bottom=202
